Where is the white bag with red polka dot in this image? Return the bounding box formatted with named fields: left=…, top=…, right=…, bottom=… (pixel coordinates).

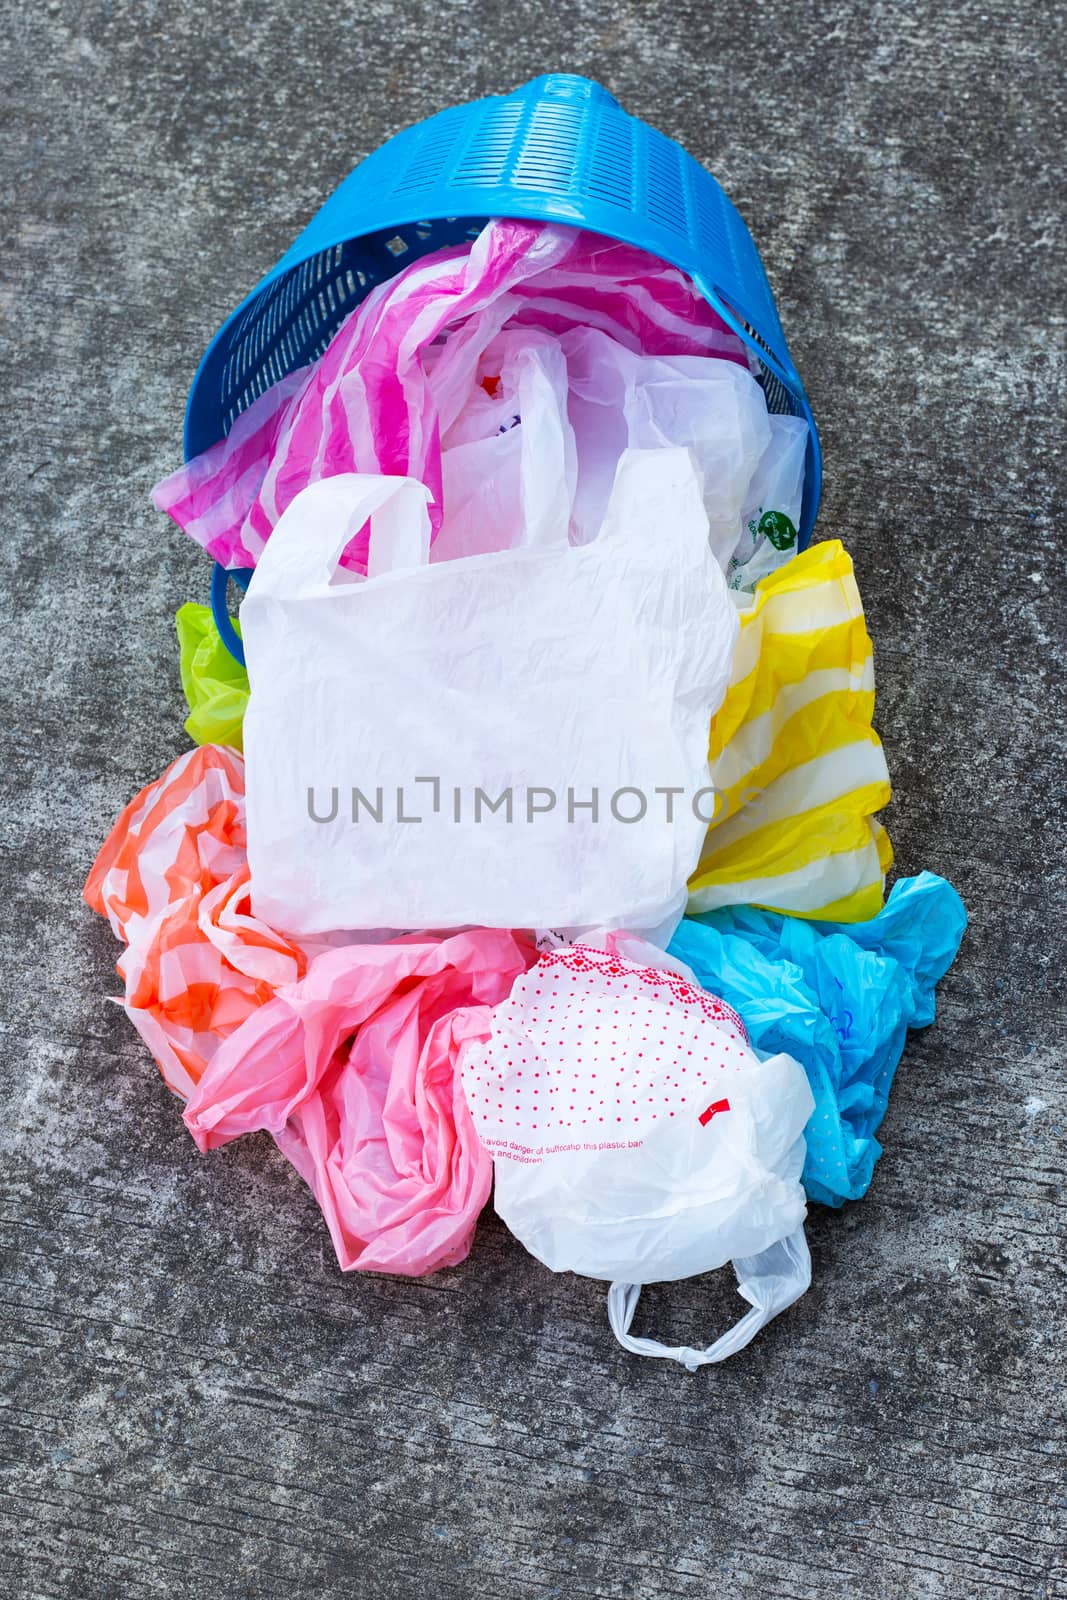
left=461, top=936, right=815, bottom=1370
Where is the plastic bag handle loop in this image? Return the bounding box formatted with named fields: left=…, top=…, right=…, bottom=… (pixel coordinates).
left=606, top=1227, right=811, bottom=1372
left=247, top=473, right=434, bottom=598
left=211, top=475, right=433, bottom=665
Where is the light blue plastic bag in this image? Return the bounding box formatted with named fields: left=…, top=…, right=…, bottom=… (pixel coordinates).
left=667, top=872, right=967, bottom=1207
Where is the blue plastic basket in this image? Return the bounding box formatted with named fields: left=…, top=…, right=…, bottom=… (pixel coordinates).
left=188, top=74, right=822, bottom=665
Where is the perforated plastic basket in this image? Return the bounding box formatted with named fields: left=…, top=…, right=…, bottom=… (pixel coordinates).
left=188, top=74, right=822, bottom=663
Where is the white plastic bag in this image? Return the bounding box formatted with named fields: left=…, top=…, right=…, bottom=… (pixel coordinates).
left=607, top=1230, right=812, bottom=1371
left=460, top=937, right=814, bottom=1368
left=726, top=413, right=809, bottom=591
left=241, top=449, right=739, bottom=937
left=432, top=330, right=578, bottom=562
left=563, top=326, right=784, bottom=569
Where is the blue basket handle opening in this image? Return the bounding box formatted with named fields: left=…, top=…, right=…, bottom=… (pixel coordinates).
left=211, top=562, right=254, bottom=667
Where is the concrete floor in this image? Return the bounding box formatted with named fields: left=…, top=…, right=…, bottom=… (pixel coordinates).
left=1, top=2, right=1064, bottom=1596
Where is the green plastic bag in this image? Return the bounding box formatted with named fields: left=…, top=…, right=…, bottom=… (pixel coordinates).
left=175, top=603, right=249, bottom=751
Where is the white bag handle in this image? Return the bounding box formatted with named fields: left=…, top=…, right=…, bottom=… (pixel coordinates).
left=247, top=449, right=709, bottom=611
left=246, top=473, right=434, bottom=601
left=597, top=446, right=708, bottom=556
left=606, top=1227, right=811, bottom=1372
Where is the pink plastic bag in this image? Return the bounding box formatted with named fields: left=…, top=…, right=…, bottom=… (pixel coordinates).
left=152, top=219, right=749, bottom=571
left=183, top=929, right=537, bottom=1276
left=85, top=746, right=539, bottom=1276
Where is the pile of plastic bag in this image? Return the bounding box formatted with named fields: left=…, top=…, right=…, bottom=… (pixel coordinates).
left=87, top=219, right=966, bottom=1370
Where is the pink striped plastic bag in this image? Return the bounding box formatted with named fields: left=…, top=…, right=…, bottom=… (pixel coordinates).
left=152, top=219, right=748, bottom=572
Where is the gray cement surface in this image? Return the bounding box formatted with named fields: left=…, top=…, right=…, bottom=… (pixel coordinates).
left=1, top=3, right=1064, bottom=1596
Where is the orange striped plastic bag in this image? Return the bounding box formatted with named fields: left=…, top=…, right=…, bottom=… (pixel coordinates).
left=85, top=745, right=312, bottom=1098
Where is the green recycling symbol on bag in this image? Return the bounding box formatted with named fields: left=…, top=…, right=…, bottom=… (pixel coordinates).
left=748, top=508, right=798, bottom=551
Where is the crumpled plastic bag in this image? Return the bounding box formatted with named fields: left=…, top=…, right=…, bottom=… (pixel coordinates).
left=562, top=324, right=804, bottom=573
left=84, top=745, right=319, bottom=1096
left=727, top=414, right=809, bottom=591
left=85, top=745, right=537, bottom=1276
left=86, top=743, right=247, bottom=950
left=152, top=219, right=751, bottom=572
left=183, top=929, right=536, bottom=1277
left=461, top=939, right=812, bottom=1282
left=430, top=326, right=577, bottom=561
left=175, top=602, right=249, bottom=751
left=668, top=872, right=968, bottom=1206
left=688, top=538, right=893, bottom=923
left=240, top=450, right=739, bottom=940
left=461, top=934, right=814, bottom=1367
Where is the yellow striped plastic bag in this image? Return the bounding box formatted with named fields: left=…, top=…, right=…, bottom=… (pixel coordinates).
left=687, top=540, right=893, bottom=923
